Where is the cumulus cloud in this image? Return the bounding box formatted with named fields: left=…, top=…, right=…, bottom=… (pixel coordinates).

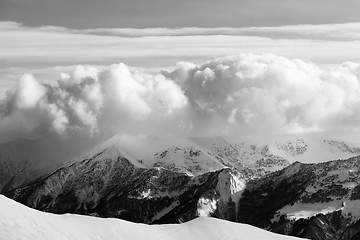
left=170, top=54, right=360, bottom=136
left=15, top=74, right=46, bottom=109
left=169, top=54, right=360, bottom=134
left=2, top=54, right=360, bottom=143
left=0, top=62, right=188, bottom=142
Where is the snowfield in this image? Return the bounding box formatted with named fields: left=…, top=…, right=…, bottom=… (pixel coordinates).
left=0, top=195, right=304, bottom=240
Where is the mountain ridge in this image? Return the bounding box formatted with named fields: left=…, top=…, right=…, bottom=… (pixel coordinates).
left=237, top=156, right=360, bottom=240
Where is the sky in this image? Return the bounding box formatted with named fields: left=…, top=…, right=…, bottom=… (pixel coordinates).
left=1, top=0, right=360, bottom=28
left=2, top=0, right=360, bottom=143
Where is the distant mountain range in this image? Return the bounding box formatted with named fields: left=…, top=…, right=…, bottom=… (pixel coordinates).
left=2, top=134, right=360, bottom=240
left=2, top=133, right=360, bottom=192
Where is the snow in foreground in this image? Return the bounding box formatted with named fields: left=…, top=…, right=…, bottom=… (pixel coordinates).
left=0, top=195, right=304, bottom=240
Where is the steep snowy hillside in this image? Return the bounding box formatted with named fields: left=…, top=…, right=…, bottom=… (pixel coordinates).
left=90, top=134, right=360, bottom=177
left=191, top=135, right=360, bottom=175
left=230, top=135, right=360, bottom=165
left=238, top=156, right=360, bottom=240
left=68, top=135, right=236, bottom=176
left=0, top=195, right=304, bottom=240
left=192, top=137, right=290, bottom=175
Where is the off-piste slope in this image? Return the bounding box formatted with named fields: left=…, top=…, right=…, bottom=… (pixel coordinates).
left=0, top=195, right=304, bottom=240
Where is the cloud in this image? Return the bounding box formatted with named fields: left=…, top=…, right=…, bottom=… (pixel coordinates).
left=4, top=21, right=360, bottom=40
left=170, top=54, right=360, bottom=136
left=0, top=63, right=189, bottom=142
left=3, top=21, right=360, bottom=71
left=2, top=54, right=360, bottom=143
left=15, top=74, right=46, bottom=109
left=80, top=23, right=360, bottom=41
left=4, top=21, right=360, bottom=99
left=4, top=21, right=360, bottom=102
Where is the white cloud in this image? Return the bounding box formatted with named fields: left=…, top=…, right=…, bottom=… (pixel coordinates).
left=25, top=22, right=360, bottom=41
left=170, top=54, right=360, bottom=136
left=3, top=21, right=360, bottom=70
left=4, top=21, right=360, bottom=99
left=15, top=74, right=46, bottom=109
left=2, top=54, right=360, bottom=142
left=3, top=21, right=360, bottom=141
left=0, top=62, right=189, bottom=142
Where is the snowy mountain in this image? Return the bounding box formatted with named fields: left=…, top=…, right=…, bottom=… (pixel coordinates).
left=86, top=134, right=360, bottom=176
left=3, top=134, right=360, bottom=240
left=5, top=145, right=251, bottom=223
left=0, top=195, right=304, bottom=240
left=229, top=135, right=360, bottom=165
left=237, top=157, right=360, bottom=240
left=1, top=133, right=360, bottom=193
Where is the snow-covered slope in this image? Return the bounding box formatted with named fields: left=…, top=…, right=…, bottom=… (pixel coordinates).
left=78, top=134, right=360, bottom=177
left=0, top=195, right=304, bottom=240
left=229, top=135, right=360, bottom=164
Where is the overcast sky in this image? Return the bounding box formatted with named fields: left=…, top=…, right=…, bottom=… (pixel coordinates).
left=1, top=0, right=360, bottom=28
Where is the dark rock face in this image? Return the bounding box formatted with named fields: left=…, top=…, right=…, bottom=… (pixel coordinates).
left=237, top=157, right=360, bottom=240
left=5, top=146, right=248, bottom=224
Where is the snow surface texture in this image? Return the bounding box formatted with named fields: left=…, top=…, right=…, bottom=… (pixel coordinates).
left=0, top=195, right=304, bottom=240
